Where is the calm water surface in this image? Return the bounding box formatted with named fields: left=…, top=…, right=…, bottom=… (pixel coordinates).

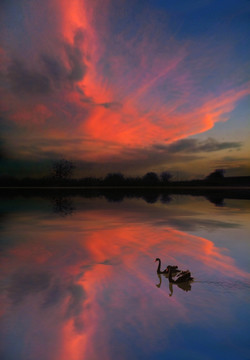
left=0, top=195, right=249, bottom=360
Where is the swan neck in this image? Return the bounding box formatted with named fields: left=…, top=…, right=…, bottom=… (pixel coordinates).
left=157, top=259, right=161, bottom=273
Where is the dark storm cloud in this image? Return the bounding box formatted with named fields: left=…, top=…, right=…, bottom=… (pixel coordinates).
left=154, top=138, right=242, bottom=153
left=7, top=60, right=51, bottom=95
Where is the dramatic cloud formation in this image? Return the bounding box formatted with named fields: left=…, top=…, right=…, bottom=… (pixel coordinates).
left=0, top=0, right=249, bottom=177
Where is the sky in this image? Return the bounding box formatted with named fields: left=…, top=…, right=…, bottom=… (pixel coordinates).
left=0, top=0, right=249, bottom=179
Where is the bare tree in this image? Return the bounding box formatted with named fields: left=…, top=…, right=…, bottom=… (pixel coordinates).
left=52, top=159, right=75, bottom=180
left=160, top=171, right=172, bottom=183
left=52, top=196, right=75, bottom=216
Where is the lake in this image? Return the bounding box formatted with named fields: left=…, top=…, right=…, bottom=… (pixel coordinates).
left=0, top=193, right=249, bottom=360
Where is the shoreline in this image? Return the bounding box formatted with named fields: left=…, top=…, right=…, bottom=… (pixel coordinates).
left=0, top=186, right=250, bottom=190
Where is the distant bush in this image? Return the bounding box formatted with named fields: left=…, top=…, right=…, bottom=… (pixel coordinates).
left=206, top=169, right=225, bottom=180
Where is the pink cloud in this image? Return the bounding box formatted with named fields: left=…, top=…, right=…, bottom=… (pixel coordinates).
left=0, top=0, right=249, bottom=163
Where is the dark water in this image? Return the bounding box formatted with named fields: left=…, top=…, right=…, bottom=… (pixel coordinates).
left=0, top=194, right=249, bottom=360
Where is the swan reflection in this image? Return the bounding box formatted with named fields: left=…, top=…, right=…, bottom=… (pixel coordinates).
left=156, top=273, right=164, bottom=288
left=168, top=278, right=193, bottom=296
left=156, top=270, right=193, bottom=297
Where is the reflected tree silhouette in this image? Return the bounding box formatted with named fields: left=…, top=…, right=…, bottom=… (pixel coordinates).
left=142, top=192, right=159, bottom=203
left=52, top=196, right=75, bottom=216
left=104, top=173, right=125, bottom=186
left=160, top=193, right=172, bottom=204
left=104, top=191, right=125, bottom=202
left=206, top=194, right=225, bottom=207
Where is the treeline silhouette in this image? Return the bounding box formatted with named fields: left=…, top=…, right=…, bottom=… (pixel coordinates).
left=1, top=187, right=250, bottom=219
left=0, top=171, right=249, bottom=188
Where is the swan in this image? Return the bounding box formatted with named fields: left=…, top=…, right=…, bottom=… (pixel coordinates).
left=155, top=258, right=179, bottom=274
left=167, top=266, right=193, bottom=283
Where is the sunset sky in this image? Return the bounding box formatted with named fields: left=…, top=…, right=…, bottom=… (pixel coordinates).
left=0, top=0, right=249, bottom=179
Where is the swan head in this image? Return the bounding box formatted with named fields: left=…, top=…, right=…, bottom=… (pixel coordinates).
left=155, top=258, right=160, bottom=262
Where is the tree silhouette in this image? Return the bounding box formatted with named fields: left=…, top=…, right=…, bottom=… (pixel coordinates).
left=142, top=172, right=159, bottom=186
left=104, top=173, right=125, bottom=186
left=52, top=159, right=75, bottom=180
left=206, top=169, right=225, bottom=180
left=160, top=171, right=172, bottom=183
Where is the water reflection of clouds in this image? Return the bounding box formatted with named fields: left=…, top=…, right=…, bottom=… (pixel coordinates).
left=0, top=198, right=249, bottom=360
left=154, top=218, right=239, bottom=231
left=8, top=270, right=52, bottom=304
